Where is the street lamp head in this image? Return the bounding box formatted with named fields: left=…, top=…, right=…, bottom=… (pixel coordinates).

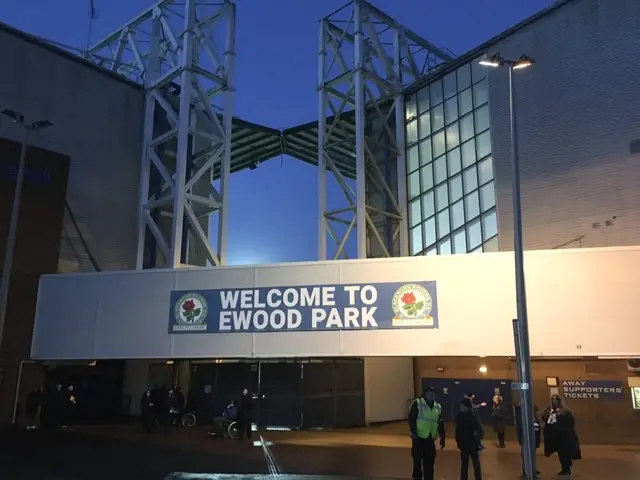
left=1, top=109, right=25, bottom=125
left=512, top=54, right=536, bottom=70
left=29, top=119, right=53, bottom=131
left=479, top=53, right=504, bottom=68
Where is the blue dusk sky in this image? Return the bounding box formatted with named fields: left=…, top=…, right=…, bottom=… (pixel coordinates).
left=1, top=0, right=554, bottom=265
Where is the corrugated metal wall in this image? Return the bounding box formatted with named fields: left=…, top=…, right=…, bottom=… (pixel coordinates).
left=0, top=26, right=144, bottom=272
left=488, top=0, right=640, bottom=251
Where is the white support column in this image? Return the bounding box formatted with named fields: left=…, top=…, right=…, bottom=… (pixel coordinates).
left=318, top=0, right=453, bottom=261
left=317, top=19, right=328, bottom=261
left=89, top=0, right=237, bottom=269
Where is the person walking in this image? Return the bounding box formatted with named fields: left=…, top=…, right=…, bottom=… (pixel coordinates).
left=408, top=386, right=446, bottom=480
left=455, top=397, right=483, bottom=480
left=542, top=394, right=581, bottom=477
left=491, top=394, right=507, bottom=448
left=237, top=388, right=255, bottom=440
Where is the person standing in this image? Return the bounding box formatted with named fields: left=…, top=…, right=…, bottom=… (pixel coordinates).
left=542, top=394, right=581, bottom=477
left=491, top=394, right=507, bottom=448
left=237, top=388, right=254, bottom=440
left=408, top=386, right=446, bottom=480
left=455, top=397, right=483, bottom=480
left=25, top=386, right=43, bottom=430
left=140, top=390, right=155, bottom=433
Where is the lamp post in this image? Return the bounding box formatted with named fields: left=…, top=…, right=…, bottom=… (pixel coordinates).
left=0, top=110, right=53, bottom=354
left=479, top=53, right=538, bottom=480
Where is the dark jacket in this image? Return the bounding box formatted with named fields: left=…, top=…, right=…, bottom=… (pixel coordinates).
left=26, top=389, right=43, bottom=417
left=238, top=393, right=254, bottom=421
left=455, top=410, right=483, bottom=452
left=407, top=396, right=446, bottom=440
left=491, top=402, right=508, bottom=434
left=542, top=406, right=581, bottom=460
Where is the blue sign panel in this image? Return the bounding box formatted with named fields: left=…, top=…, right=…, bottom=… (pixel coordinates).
left=561, top=380, right=624, bottom=400
left=168, top=281, right=438, bottom=334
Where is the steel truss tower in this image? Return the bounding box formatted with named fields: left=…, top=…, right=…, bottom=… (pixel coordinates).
left=318, top=0, right=453, bottom=259
left=89, top=0, right=236, bottom=268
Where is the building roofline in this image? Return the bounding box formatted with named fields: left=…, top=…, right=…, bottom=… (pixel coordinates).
left=0, top=21, right=142, bottom=91
left=405, top=0, right=578, bottom=96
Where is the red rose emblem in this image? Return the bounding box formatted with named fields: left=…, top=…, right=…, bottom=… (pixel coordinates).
left=401, top=292, right=416, bottom=305
left=182, top=299, right=196, bottom=312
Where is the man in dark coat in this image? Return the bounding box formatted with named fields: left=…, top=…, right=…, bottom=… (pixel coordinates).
left=455, top=398, right=483, bottom=480
left=25, top=386, right=43, bottom=430
left=237, top=388, right=254, bottom=440
left=140, top=389, right=155, bottom=432
left=542, top=394, right=581, bottom=477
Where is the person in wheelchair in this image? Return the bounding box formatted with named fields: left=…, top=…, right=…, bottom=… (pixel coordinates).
left=209, top=401, right=238, bottom=437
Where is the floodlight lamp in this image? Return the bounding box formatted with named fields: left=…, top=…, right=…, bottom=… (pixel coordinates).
left=30, top=119, right=53, bottom=131
left=512, top=55, right=535, bottom=70
left=1, top=109, right=25, bottom=124
left=478, top=53, right=504, bottom=68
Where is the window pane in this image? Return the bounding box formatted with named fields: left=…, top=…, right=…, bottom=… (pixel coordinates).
left=430, top=79, right=443, bottom=106
left=458, top=88, right=473, bottom=116
left=431, top=104, right=444, bottom=132
left=436, top=183, right=449, bottom=211
left=453, top=229, right=467, bottom=254
left=432, top=130, right=446, bottom=159
left=471, top=60, right=487, bottom=84
left=465, top=190, right=480, bottom=221
left=419, top=111, right=431, bottom=138
left=449, top=174, right=463, bottom=203
left=483, top=235, right=499, bottom=252
left=420, top=163, right=434, bottom=191
left=438, top=237, right=452, bottom=255
left=437, top=209, right=450, bottom=238
left=474, top=104, right=490, bottom=134
left=477, top=155, right=493, bottom=185
left=445, top=123, right=459, bottom=151
left=476, top=130, right=492, bottom=159
left=423, top=216, right=436, bottom=247
left=482, top=209, right=498, bottom=239
left=426, top=245, right=437, bottom=256
left=457, top=64, right=471, bottom=91
left=447, top=147, right=461, bottom=176
left=419, top=138, right=432, bottom=165
left=407, top=119, right=418, bottom=144
left=463, top=165, right=478, bottom=194
left=421, top=190, right=435, bottom=218
left=480, top=181, right=496, bottom=212
left=443, top=72, right=457, bottom=100
left=467, top=218, right=482, bottom=249
left=459, top=113, right=474, bottom=143
left=451, top=199, right=465, bottom=230
left=406, top=93, right=417, bottom=120
left=407, top=145, right=419, bottom=173
left=417, top=87, right=430, bottom=114
left=409, top=198, right=421, bottom=227
left=461, top=139, right=476, bottom=168
left=410, top=224, right=423, bottom=255
left=434, top=155, right=447, bottom=184
left=408, top=170, right=420, bottom=198
left=473, top=79, right=488, bottom=107
left=445, top=97, right=458, bottom=124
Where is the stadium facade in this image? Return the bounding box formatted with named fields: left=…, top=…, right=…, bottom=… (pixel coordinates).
left=1, top=0, right=640, bottom=439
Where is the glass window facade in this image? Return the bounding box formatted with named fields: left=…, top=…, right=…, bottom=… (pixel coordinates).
left=404, top=60, right=498, bottom=256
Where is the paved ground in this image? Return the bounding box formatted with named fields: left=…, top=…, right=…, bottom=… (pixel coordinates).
left=1, top=423, right=639, bottom=479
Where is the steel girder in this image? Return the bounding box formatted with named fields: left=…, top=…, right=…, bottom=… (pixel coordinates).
left=318, top=0, right=454, bottom=260
left=88, top=0, right=236, bottom=269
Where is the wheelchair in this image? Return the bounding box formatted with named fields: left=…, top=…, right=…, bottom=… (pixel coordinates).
left=207, top=418, right=240, bottom=439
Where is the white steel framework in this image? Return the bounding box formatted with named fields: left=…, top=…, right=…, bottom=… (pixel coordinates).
left=89, top=0, right=236, bottom=268
left=318, top=0, right=454, bottom=259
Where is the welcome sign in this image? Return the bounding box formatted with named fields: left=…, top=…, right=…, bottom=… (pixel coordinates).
left=168, top=281, right=438, bottom=334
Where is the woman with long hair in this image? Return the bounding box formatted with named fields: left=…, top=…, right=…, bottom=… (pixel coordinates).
left=542, top=394, right=581, bottom=477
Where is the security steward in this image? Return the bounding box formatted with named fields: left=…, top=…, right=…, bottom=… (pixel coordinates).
left=408, top=386, right=446, bottom=480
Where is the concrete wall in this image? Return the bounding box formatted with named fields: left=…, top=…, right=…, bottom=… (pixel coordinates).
left=364, top=357, right=414, bottom=424
left=31, top=246, right=640, bottom=359
left=415, top=356, right=640, bottom=444
left=0, top=24, right=144, bottom=273
left=488, top=0, right=640, bottom=251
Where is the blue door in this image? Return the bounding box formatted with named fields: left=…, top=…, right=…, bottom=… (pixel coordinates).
left=421, top=378, right=513, bottom=425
